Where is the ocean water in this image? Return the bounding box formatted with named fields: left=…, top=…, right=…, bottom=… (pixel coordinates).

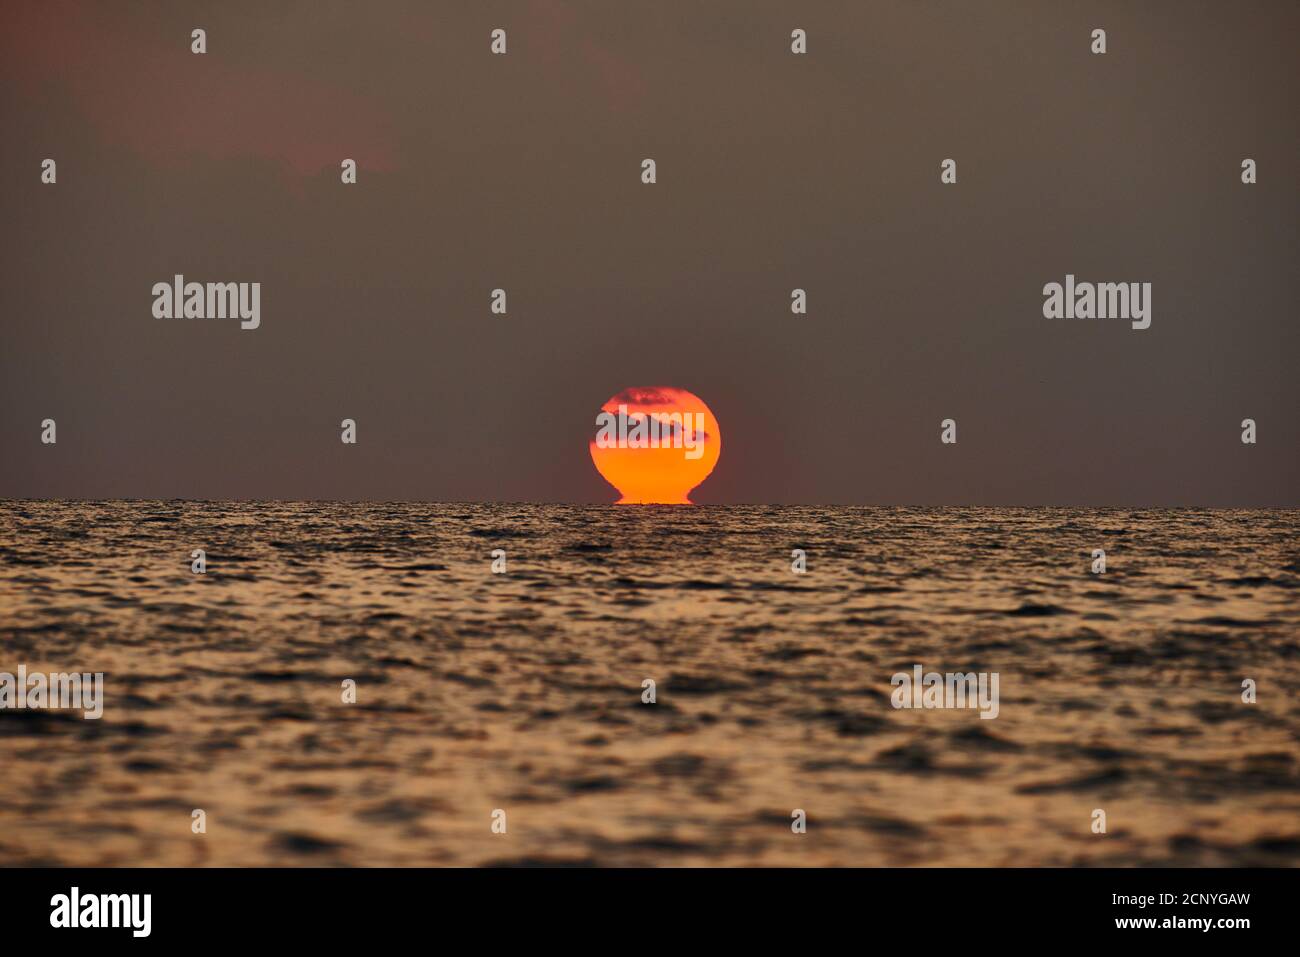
left=0, top=502, right=1297, bottom=867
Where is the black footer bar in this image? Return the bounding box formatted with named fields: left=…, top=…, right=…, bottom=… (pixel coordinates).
left=0, top=867, right=1283, bottom=943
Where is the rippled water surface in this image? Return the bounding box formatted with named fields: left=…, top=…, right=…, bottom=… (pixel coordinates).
left=1, top=502, right=1298, bottom=866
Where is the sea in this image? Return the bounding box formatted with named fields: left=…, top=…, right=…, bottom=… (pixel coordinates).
left=1, top=502, right=1297, bottom=866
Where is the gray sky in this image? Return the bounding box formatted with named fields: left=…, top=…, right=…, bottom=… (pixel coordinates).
left=2, top=0, right=1296, bottom=504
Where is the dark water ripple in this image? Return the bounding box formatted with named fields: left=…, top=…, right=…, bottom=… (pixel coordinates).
left=1, top=502, right=1298, bottom=866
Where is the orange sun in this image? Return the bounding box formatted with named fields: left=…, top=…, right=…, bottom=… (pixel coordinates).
left=589, top=386, right=722, bottom=504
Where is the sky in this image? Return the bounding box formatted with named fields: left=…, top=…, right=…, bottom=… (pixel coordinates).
left=1, top=0, right=1296, bottom=504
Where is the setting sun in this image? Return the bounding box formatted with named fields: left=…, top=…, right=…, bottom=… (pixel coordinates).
left=589, top=387, right=721, bottom=504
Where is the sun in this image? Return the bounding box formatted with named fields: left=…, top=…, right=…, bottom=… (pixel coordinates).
left=589, top=387, right=722, bottom=504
